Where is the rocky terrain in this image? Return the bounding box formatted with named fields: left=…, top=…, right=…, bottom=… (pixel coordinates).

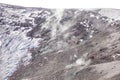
left=0, top=3, right=120, bottom=80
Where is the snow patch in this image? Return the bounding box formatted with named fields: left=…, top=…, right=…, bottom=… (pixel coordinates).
left=76, top=58, right=85, bottom=65
left=0, top=28, right=40, bottom=80
left=65, top=53, right=91, bottom=69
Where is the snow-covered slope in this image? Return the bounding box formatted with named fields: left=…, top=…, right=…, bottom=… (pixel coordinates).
left=0, top=4, right=52, bottom=80
left=0, top=3, right=120, bottom=80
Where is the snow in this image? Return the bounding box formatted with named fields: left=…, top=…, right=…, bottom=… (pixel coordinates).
left=44, top=57, right=48, bottom=60
left=89, top=35, right=93, bottom=38
left=0, top=29, right=40, bottom=80
left=74, top=54, right=77, bottom=58
left=66, top=53, right=91, bottom=69
left=0, top=10, right=40, bottom=80
left=90, top=14, right=95, bottom=17
left=80, top=39, right=83, bottom=42
left=76, top=58, right=85, bottom=65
